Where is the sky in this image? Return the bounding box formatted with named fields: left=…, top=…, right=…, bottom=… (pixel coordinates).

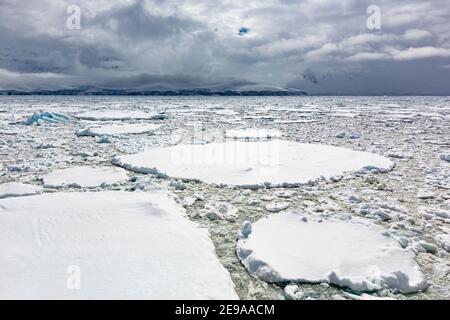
left=1, top=0, right=450, bottom=94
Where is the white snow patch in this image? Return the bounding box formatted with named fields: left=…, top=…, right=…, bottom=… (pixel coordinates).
left=0, top=182, right=42, bottom=199
left=0, top=191, right=238, bottom=299
left=113, top=140, right=393, bottom=188
left=42, top=166, right=128, bottom=188
left=236, top=212, right=427, bottom=293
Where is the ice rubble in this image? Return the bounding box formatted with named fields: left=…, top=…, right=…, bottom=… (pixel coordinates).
left=75, top=110, right=167, bottom=121
left=113, top=140, right=393, bottom=188
left=42, top=166, right=129, bottom=188
left=24, top=112, right=69, bottom=125
left=0, top=191, right=238, bottom=299
left=236, top=213, right=427, bottom=293
left=0, top=182, right=42, bottom=199
left=225, top=128, right=281, bottom=141
left=77, top=123, right=162, bottom=137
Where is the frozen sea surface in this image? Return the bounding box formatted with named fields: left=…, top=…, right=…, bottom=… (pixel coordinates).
left=0, top=95, right=449, bottom=300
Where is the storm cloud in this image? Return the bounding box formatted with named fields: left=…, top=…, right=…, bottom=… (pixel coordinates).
left=1, top=0, right=449, bottom=94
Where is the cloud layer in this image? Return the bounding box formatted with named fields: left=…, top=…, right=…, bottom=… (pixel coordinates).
left=1, top=0, right=449, bottom=94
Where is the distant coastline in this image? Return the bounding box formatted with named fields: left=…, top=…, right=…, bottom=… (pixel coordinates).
left=0, top=88, right=308, bottom=96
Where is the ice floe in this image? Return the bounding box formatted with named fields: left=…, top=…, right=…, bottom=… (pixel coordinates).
left=42, top=166, right=129, bottom=188
left=0, top=191, right=237, bottom=299
left=77, top=123, right=161, bottom=137
left=113, top=140, right=393, bottom=188
left=0, top=182, right=42, bottom=199
left=76, top=110, right=167, bottom=121
left=236, top=212, right=427, bottom=293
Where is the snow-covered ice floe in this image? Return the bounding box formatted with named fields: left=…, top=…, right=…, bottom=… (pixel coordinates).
left=0, top=191, right=238, bottom=299
left=113, top=140, right=393, bottom=188
left=236, top=212, right=427, bottom=293
left=225, top=128, right=281, bottom=141
left=77, top=123, right=162, bottom=137
left=0, top=182, right=42, bottom=199
left=75, top=110, right=167, bottom=121
left=42, top=166, right=129, bottom=188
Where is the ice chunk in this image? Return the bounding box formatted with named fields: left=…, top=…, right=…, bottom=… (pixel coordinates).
left=24, top=112, right=69, bottom=125
left=440, top=154, right=450, bottom=162
left=0, top=182, right=42, bottom=199
left=42, top=166, right=128, bottom=188
left=113, top=140, right=393, bottom=188
left=0, top=191, right=238, bottom=299
left=201, top=201, right=238, bottom=221
left=236, top=212, right=427, bottom=293
left=77, top=123, right=161, bottom=137
left=436, top=233, right=450, bottom=252
left=265, top=201, right=290, bottom=212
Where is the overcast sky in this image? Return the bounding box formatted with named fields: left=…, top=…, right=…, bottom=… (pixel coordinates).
left=1, top=0, right=450, bottom=94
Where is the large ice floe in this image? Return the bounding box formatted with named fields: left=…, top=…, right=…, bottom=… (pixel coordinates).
left=113, top=140, right=393, bottom=188
left=0, top=182, right=42, bottom=199
left=0, top=191, right=238, bottom=299
left=236, top=212, right=427, bottom=293
left=77, top=123, right=161, bottom=137
left=75, top=110, right=166, bottom=121
left=42, top=166, right=129, bottom=188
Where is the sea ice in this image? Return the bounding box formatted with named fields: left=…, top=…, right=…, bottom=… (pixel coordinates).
left=236, top=212, right=427, bottom=293
left=113, top=140, right=393, bottom=188
left=77, top=123, right=161, bottom=137
left=0, top=182, right=42, bottom=199
left=0, top=191, right=238, bottom=299
left=42, top=166, right=129, bottom=188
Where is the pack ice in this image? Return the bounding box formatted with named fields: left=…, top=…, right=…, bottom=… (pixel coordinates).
left=113, top=140, right=393, bottom=187
left=0, top=191, right=238, bottom=299
left=237, top=212, right=427, bottom=293
left=42, top=166, right=128, bottom=188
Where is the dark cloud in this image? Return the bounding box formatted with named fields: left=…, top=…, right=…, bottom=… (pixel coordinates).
left=0, top=0, right=449, bottom=94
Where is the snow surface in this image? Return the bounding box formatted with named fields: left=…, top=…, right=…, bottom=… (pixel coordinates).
left=77, top=123, right=161, bottom=137
left=0, top=182, right=42, bottom=199
left=76, top=110, right=166, bottom=121
left=114, top=140, right=393, bottom=188
left=236, top=212, right=427, bottom=293
left=42, top=166, right=129, bottom=188
left=0, top=191, right=238, bottom=299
